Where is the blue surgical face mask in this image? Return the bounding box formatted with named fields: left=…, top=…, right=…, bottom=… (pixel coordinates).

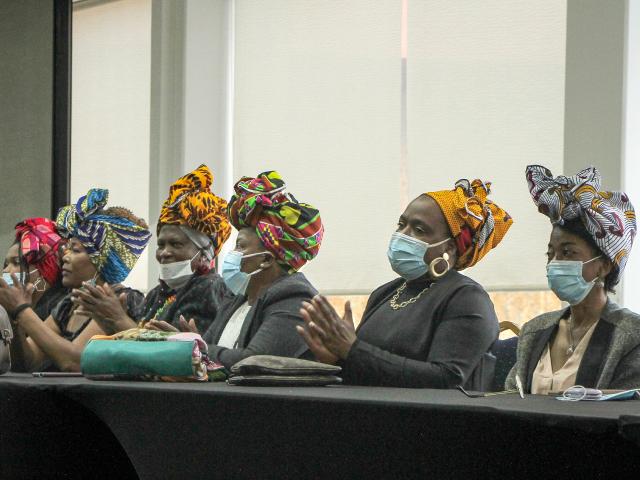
left=2, top=272, right=27, bottom=286
left=387, top=232, right=451, bottom=281
left=2, top=269, right=38, bottom=287
left=221, top=250, right=271, bottom=296
left=546, top=256, right=602, bottom=305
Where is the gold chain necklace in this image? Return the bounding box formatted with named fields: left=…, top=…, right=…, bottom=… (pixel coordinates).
left=390, top=282, right=432, bottom=310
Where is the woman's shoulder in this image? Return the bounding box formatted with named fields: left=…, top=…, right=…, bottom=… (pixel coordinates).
left=260, top=272, right=318, bottom=302
left=602, top=301, right=640, bottom=336
left=35, top=284, right=70, bottom=319
left=430, top=270, right=491, bottom=305
left=112, top=284, right=144, bottom=299
left=520, top=308, right=567, bottom=336
left=366, top=278, right=405, bottom=304
left=50, top=293, right=74, bottom=324
left=443, top=270, right=488, bottom=291
left=182, top=271, right=230, bottom=297
left=111, top=284, right=146, bottom=319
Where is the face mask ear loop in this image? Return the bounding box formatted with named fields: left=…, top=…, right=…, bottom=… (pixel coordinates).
left=583, top=255, right=604, bottom=288
left=245, top=252, right=274, bottom=276
left=583, top=255, right=602, bottom=265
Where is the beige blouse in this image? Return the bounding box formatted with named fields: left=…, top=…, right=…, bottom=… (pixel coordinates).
left=531, top=320, right=599, bottom=395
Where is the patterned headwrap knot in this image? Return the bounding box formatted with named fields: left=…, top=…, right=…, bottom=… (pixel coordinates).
left=14, top=218, right=63, bottom=286
left=228, top=171, right=324, bottom=272
left=55, top=188, right=151, bottom=284
left=158, top=164, right=231, bottom=258
left=426, top=179, right=513, bottom=270
left=525, top=165, right=636, bottom=282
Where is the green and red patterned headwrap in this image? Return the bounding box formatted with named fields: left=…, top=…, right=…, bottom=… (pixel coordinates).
left=227, top=171, right=324, bottom=272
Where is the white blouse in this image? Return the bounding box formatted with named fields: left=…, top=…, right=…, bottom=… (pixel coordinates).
left=216, top=302, right=252, bottom=349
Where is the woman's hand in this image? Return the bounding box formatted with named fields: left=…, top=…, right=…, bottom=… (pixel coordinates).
left=146, top=316, right=199, bottom=334
left=145, top=320, right=179, bottom=332
left=296, top=320, right=339, bottom=365
left=297, top=295, right=356, bottom=361
left=0, top=274, right=34, bottom=314
left=71, top=283, right=134, bottom=333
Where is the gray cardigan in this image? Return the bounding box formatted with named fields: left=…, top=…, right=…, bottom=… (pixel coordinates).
left=505, top=299, right=640, bottom=392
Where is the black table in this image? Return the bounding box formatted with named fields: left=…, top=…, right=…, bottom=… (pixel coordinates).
left=1, top=374, right=639, bottom=479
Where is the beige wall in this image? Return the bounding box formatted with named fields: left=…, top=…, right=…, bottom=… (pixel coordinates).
left=623, top=0, right=640, bottom=313
left=0, top=0, right=53, bottom=255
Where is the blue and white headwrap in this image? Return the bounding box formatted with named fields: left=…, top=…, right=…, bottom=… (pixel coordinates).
left=55, top=189, right=151, bottom=284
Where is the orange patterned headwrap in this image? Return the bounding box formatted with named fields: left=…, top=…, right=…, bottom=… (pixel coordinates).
left=426, top=179, right=513, bottom=270
left=158, top=164, right=231, bottom=258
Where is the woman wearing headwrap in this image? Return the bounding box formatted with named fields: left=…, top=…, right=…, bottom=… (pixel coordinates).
left=0, top=188, right=150, bottom=372
left=201, top=171, right=323, bottom=369
left=298, top=179, right=512, bottom=389
left=3, top=218, right=68, bottom=320
left=76, top=165, right=232, bottom=335
left=506, top=165, right=639, bottom=394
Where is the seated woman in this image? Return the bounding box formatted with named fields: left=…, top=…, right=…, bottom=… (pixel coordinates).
left=506, top=165, right=639, bottom=393
left=202, top=171, right=324, bottom=369
left=298, top=179, right=512, bottom=389
left=0, top=188, right=150, bottom=372
left=75, top=165, right=232, bottom=334
left=3, top=218, right=68, bottom=320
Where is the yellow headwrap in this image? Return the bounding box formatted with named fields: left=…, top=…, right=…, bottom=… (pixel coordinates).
left=426, top=179, right=513, bottom=270
left=158, top=164, right=231, bottom=258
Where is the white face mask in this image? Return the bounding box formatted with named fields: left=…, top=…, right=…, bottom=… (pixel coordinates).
left=158, top=251, right=200, bottom=289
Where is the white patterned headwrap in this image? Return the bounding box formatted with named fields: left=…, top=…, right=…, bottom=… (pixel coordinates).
left=525, top=165, right=636, bottom=282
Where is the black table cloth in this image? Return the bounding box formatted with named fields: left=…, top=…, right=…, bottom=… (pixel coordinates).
left=1, top=373, right=639, bottom=479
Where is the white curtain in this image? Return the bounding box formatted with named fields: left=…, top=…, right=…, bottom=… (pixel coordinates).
left=72, top=0, right=152, bottom=290
left=233, top=0, right=567, bottom=292
left=407, top=1, right=567, bottom=289
left=234, top=0, right=401, bottom=293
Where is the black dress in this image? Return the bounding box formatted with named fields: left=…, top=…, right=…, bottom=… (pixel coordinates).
left=37, top=285, right=145, bottom=371
left=33, top=282, right=69, bottom=321
left=342, top=269, right=499, bottom=389
left=51, top=286, right=145, bottom=341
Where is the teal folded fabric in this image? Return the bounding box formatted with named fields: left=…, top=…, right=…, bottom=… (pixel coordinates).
left=81, top=340, right=196, bottom=377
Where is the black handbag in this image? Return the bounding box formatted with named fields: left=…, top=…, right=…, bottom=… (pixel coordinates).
left=0, top=306, right=13, bottom=374
left=228, top=355, right=342, bottom=386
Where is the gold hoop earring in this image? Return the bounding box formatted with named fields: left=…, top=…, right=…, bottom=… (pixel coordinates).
left=429, top=253, right=450, bottom=278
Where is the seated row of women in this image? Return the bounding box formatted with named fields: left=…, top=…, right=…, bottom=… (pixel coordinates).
left=0, top=164, right=638, bottom=393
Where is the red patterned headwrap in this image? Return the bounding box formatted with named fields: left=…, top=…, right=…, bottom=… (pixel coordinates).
left=14, top=218, right=63, bottom=285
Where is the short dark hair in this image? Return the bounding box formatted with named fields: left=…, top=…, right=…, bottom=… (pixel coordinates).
left=556, top=218, right=617, bottom=293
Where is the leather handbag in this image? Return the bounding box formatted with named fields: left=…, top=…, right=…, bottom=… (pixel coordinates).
left=228, top=355, right=342, bottom=386
left=0, top=306, right=14, bottom=374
